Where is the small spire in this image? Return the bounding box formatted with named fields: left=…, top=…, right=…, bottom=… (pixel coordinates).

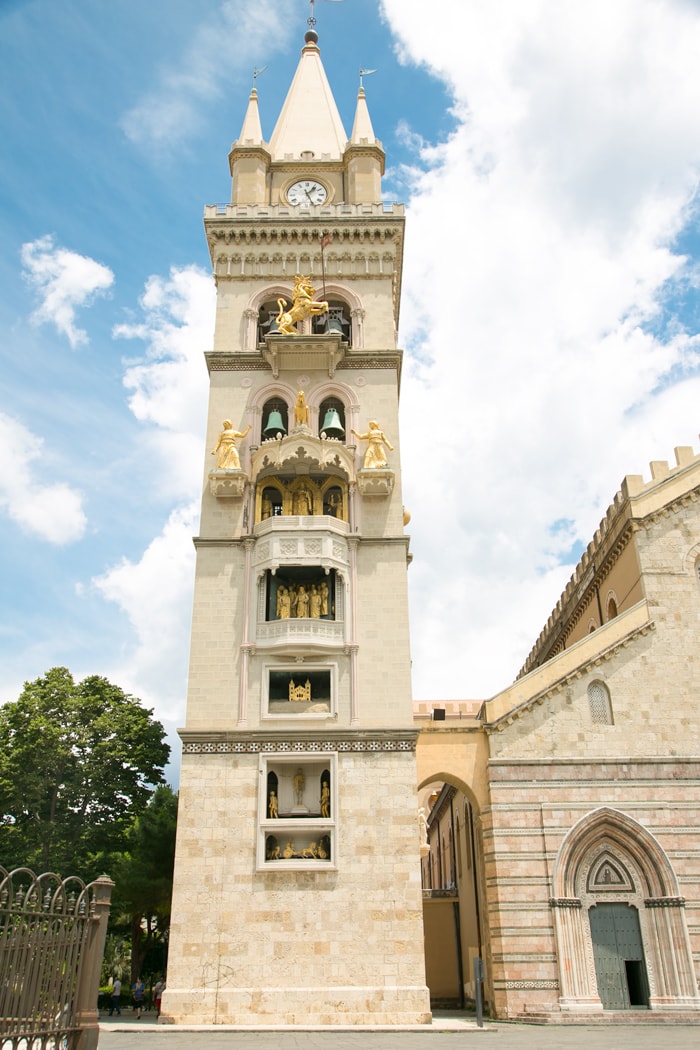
left=351, top=81, right=377, bottom=144
left=237, top=86, right=264, bottom=145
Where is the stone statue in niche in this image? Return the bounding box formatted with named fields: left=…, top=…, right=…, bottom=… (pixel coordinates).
left=292, top=484, right=313, bottom=515
left=320, top=781, right=330, bottom=818
left=320, top=581, right=329, bottom=616
left=210, top=420, right=251, bottom=470
left=294, top=584, right=310, bottom=617
left=275, top=276, right=328, bottom=336
left=351, top=420, right=394, bottom=469
left=276, top=585, right=291, bottom=620
left=292, top=768, right=306, bottom=805
left=309, top=585, right=322, bottom=619
left=268, top=791, right=278, bottom=819
left=266, top=836, right=280, bottom=860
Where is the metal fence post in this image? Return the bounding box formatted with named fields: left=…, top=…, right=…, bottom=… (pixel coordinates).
left=74, top=875, right=115, bottom=1050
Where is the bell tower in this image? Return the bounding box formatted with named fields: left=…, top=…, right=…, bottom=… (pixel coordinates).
left=163, top=24, right=431, bottom=1026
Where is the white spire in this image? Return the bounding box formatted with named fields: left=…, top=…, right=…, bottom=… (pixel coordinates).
left=237, top=88, right=264, bottom=146
left=351, top=86, right=377, bottom=145
left=268, top=34, right=347, bottom=162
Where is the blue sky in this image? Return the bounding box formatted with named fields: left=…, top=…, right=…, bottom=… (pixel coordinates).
left=1, top=0, right=700, bottom=782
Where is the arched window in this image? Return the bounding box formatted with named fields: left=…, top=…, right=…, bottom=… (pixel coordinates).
left=318, top=396, right=346, bottom=441
left=606, top=595, right=618, bottom=620
left=312, top=298, right=352, bottom=344
left=261, top=397, right=288, bottom=441
left=588, top=680, right=614, bottom=725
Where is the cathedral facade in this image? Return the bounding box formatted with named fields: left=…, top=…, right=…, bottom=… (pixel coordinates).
left=418, top=447, right=700, bottom=1020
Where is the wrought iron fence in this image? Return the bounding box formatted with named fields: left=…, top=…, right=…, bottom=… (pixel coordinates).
left=0, top=867, right=113, bottom=1050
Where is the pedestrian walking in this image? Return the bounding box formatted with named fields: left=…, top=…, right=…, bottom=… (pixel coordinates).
left=131, top=976, right=145, bottom=1019
left=108, top=977, right=121, bottom=1016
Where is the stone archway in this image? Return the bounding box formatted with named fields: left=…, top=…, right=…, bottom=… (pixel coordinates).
left=416, top=729, right=491, bottom=1011
left=550, top=807, right=700, bottom=1013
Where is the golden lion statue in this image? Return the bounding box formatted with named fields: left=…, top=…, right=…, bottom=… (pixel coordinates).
left=275, top=275, right=328, bottom=336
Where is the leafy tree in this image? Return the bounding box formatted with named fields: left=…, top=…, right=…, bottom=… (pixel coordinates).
left=0, top=667, right=170, bottom=876
left=109, top=784, right=178, bottom=983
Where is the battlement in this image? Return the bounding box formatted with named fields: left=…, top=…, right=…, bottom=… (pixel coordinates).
left=519, top=442, right=700, bottom=678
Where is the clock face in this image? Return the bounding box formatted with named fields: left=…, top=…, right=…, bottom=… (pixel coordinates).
left=287, top=179, right=328, bottom=206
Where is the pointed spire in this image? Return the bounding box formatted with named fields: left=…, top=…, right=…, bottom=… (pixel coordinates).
left=269, top=34, right=347, bottom=162
left=351, top=86, right=377, bottom=145
left=237, top=88, right=264, bottom=146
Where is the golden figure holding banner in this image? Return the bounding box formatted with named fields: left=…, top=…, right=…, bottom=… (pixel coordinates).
left=352, top=420, right=394, bottom=469
left=275, top=275, right=328, bottom=335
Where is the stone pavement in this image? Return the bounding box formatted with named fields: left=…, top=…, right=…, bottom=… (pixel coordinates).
left=98, top=1011, right=700, bottom=1050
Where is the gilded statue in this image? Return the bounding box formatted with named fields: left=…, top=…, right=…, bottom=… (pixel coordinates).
left=351, top=420, right=394, bottom=469
left=293, top=389, right=310, bottom=427
left=276, top=585, right=291, bottom=620
left=211, top=420, right=251, bottom=470
left=320, top=782, right=330, bottom=818
left=268, top=790, right=278, bottom=819
left=275, top=275, right=328, bottom=336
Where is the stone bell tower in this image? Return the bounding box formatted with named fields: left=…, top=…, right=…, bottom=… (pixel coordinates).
left=163, top=23, right=431, bottom=1026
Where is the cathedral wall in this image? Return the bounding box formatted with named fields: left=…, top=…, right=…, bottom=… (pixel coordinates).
left=478, top=493, right=700, bottom=1018
left=164, top=749, right=430, bottom=1025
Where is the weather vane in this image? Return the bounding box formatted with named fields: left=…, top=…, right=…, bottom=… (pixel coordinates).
left=252, top=65, right=267, bottom=89
left=308, top=0, right=344, bottom=30
left=359, top=67, right=377, bottom=89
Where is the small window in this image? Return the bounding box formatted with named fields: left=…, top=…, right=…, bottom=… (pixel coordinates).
left=606, top=595, right=618, bottom=620
left=588, top=680, right=614, bottom=725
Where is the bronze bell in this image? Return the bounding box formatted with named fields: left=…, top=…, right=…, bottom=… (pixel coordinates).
left=324, top=315, right=345, bottom=337
left=320, top=407, right=344, bottom=438
left=263, top=409, right=286, bottom=438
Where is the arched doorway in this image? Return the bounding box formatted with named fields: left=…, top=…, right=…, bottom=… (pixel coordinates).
left=551, top=807, right=700, bottom=1013
left=417, top=776, right=487, bottom=1011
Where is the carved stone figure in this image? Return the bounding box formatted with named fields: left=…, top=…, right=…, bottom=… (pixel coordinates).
left=276, top=585, right=291, bottom=620
left=293, top=769, right=305, bottom=805
left=275, top=275, right=328, bottom=336
left=292, top=485, right=313, bottom=515
left=320, top=782, right=330, bottom=818
left=211, top=420, right=251, bottom=470
left=295, top=585, right=310, bottom=617
left=351, top=420, right=394, bottom=469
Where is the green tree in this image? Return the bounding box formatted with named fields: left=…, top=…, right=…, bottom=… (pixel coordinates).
left=110, top=784, right=178, bottom=983
left=0, top=667, right=170, bottom=876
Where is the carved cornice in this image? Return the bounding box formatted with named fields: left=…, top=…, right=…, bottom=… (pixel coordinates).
left=549, top=898, right=582, bottom=909
left=180, top=727, right=419, bottom=754
left=645, top=896, right=686, bottom=909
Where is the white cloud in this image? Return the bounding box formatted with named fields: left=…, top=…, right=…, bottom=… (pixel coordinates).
left=120, top=0, right=296, bottom=149
left=379, top=0, right=700, bottom=697
left=114, top=265, right=214, bottom=501
left=21, top=235, right=114, bottom=348
left=92, top=502, right=198, bottom=724
left=0, top=413, right=87, bottom=544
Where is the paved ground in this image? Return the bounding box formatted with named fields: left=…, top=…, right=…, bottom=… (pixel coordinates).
left=98, top=1011, right=700, bottom=1050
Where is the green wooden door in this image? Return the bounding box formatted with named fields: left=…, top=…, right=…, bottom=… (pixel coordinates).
left=589, top=903, right=649, bottom=1009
